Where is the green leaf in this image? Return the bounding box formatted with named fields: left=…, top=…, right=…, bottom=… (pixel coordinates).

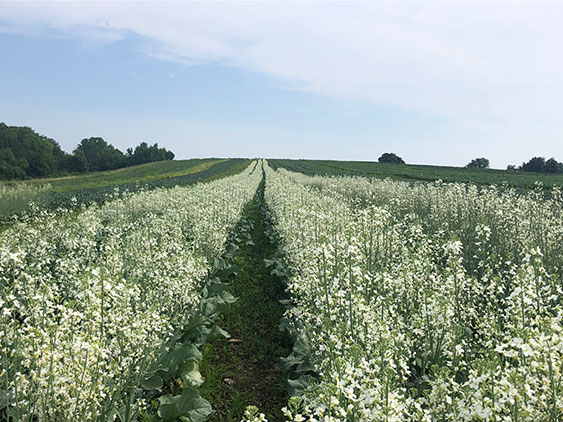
left=218, top=289, right=237, bottom=304
left=292, top=336, right=310, bottom=358
left=108, top=404, right=140, bottom=422
left=200, top=298, right=218, bottom=317
left=174, top=343, right=202, bottom=363
left=280, top=351, right=302, bottom=371
left=159, top=343, right=203, bottom=379
left=206, top=281, right=230, bottom=297
left=141, top=374, right=163, bottom=391
left=263, top=258, right=276, bottom=268
left=224, top=242, right=239, bottom=258
left=179, top=361, right=204, bottom=387
left=206, top=325, right=230, bottom=342
left=157, top=387, right=212, bottom=422
left=288, top=375, right=316, bottom=397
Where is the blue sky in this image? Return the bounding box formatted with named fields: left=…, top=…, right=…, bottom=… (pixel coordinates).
left=1, top=2, right=562, bottom=168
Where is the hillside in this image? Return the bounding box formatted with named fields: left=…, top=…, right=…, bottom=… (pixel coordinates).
left=0, top=158, right=252, bottom=224
left=24, top=158, right=222, bottom=192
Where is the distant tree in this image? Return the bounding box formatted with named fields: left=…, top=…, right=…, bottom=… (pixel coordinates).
left=378, top=152, right=405, bottom=164
left=520, top=156, right=546, bottom=173
left=506, top=164, right=516, bottom=171
left=545, top=157, right=563, bottom=174
left=466, top=157, right=490, bottom=169
left=65, top=149, right=89, bottom=173
left=74, top=137, right=126, bottom=172
left=128, top=141, right=175, bottom=166
left=0, top=122, right=177, bottom=180
left=0, top=122, right=70, bottom=179
left=0, top=149, right=27, bottom=179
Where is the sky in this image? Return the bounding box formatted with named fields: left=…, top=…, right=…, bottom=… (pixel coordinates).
left=0, top=2, right=562, bottom=168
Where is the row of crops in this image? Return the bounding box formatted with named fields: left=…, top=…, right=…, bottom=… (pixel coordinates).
left=1, top=158, right=562, bottom=421
left=0, top=159, right=250, bottom=225
left=1, top=162, right=261, bottom=421
left=264, top=163, right=562, bottom=421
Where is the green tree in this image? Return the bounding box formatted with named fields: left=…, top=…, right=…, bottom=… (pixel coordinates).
left=0, top=122, right=70, bottom=179
left=65, top=149, right=89, bottom=173
left=378, top=152, right=405, bottom=164
left=466, top=157, right=490, bottom=169
left=520, top=157, right=546, bottom=173
left=0, top=122, right=177, bottom=180
left=75, top=137, right=126, bottom=172
left=129, top=142, right=175, bottom=166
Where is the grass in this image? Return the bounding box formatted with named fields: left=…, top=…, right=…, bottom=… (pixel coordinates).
left=19, top=158, right=222, bottom=192
left=200, top=175, right=291, bottom=422
left=268, top=159, right=563, bottom=190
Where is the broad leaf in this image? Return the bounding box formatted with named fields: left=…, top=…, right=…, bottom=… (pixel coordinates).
left=288, top=375, right=316, bottom=397
left=141, top=374, right=163, bottom=391
left=157, top=387, right=212, bottom=422
left=179, top=361, right=204, bottom=387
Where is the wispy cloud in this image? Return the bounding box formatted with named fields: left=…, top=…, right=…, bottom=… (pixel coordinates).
left=1, top=1, right=562, bottom=162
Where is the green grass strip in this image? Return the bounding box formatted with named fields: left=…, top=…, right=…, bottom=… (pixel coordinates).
left=200, top=176, right=291, bottom=422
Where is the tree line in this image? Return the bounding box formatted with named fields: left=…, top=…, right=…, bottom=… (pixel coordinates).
left=0, top=123, right=175, bottom=180
left=379, top=153, right=563, bottom=174
left=467, top=156, right=563, bottom=173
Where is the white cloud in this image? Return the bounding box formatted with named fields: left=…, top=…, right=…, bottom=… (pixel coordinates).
left=1, top=1, right=562, bottom=164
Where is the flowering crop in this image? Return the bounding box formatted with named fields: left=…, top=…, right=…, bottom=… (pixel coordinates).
left=0, top=162, right=261, bottom=421
left=264, top=163, right=563, bottom=421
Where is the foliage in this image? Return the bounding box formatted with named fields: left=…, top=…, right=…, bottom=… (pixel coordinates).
left=0, top=122, right=67, bottom=179
left=74, top=137, right=127, bottom=172
left=0, top=123, right=176, bottom=180
left=520, top=156, right=563, bottom=174
left=466, top=157, right=490, bottom=168
left=378, top=152, right=405, bottom=164
left=127, top=142, right=175, bottom=166
left=73, top=138, right=176, bottom=172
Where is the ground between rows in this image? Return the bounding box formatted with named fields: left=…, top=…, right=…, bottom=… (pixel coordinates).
left=200, top=176, right=291, bottom=422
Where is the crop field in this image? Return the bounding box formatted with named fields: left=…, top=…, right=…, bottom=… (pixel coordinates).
left=1, top=160, right=562, bottom=422
left=0, top=159, right=251, bottom=225
left=22, top=159, right=223, bottom=193
left=268, top=159, right=563, bottom=190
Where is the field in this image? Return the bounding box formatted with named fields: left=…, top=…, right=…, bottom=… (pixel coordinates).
left=22, top=159, right=223, bottom=193
left=0, top=159, right=251, bottom=225
left=268, top=159, right=563, bottom=190
left=1, top=159, right=562, bottom=422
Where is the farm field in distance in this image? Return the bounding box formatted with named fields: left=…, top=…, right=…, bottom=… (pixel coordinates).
left=0, top=158, right=251, bottom=224
left=21, top=158, right=223, bottom=193
left=269, top=158, right=563, bottom=190
left=1, top=159, right=562, bottom=422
